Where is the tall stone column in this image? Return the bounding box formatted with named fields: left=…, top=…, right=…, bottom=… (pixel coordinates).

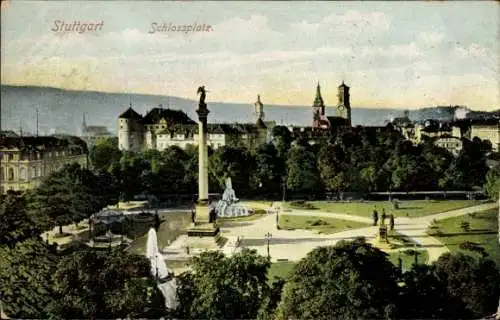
left=187, top=90, right=219, bottom=237
left=197, top=103, right=209, bottom=203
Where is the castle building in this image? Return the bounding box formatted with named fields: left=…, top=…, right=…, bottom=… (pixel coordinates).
left=118, top=97, right=274, bottom=152
left=0, top=135, right=88, bottom=194
left=311, top=81, right=352, bottom=131
left=468, top=119, right=500, bottom=152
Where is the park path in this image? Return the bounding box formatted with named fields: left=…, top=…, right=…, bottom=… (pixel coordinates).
left=274, top=201, right=498, bottom=263
left=220, top=212, right=378, bottom=262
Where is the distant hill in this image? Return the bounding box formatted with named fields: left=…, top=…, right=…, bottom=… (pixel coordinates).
left=0, top=85, right=496, bottom=136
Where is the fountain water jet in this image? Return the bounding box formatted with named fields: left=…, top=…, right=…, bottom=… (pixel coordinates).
left=146, top=228, right=179, bottom=310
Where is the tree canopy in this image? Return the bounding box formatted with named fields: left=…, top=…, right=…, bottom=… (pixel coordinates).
left=276, top=238, right=399, bottom=320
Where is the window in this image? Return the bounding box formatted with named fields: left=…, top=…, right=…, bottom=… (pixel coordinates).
left=31, top=166, right=36, bottom=178
left=8, top=153, right=14, bottom=161
left=8, top=168, right=14, bottom=181
left=19, top=167, right=27, bottom=180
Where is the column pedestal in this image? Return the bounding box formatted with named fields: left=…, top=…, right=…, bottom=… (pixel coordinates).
left=187, top=202, right=220, bottom=237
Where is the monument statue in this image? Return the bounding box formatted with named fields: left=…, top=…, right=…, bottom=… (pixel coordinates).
left=222, top=177, right=238, bottom=203
left=197, top=86, right=207, bottom=106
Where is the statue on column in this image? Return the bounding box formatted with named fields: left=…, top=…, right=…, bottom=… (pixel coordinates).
left=197, top=86, right=207, bottom=106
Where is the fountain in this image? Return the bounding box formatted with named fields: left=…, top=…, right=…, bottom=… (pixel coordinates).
left=215, top=177, right=251, bottom=218
left=146, top=228, right=179, bottom=310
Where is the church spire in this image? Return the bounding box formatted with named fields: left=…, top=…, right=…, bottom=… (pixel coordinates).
left=313, top=81, right=324, bottom=109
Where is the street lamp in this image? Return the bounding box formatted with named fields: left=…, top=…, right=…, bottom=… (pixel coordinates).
left=282, top=175, right=286, bottom=202
left=265, top=232, right=272, bottom=259
left=276, top=206, right=280, bottom=229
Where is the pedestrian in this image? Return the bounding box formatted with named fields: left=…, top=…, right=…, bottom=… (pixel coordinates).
left=389, top=214, right=395, bottom=231
left=372, top=208, right=379, bottom=226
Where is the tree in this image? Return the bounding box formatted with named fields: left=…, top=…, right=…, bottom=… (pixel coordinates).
left=51, top=247, right=165, bottom=319
left=209, top=146, right=252, bottom=194
left=287, top=146, right=321, bottom=193
left=485, top=163, right=500, bottom=200
left=276, top=238, right=399, bottom=320
left=0, top=238, right=59, bottom=318
left=175, top=249, right=271, bottom=320
left=89, top=137, right=122, bottom=171
left=317, top=143, right=345, bottom=192
left=272, top=126, right=293, bottom=159
left=0, top=191, right=41, bottom=247
left=29, top=163, right=104, bottom=234
left=399, top=264, right=451, bottom=319
left=250, top=143, right=282, bottom=194
left=433, top=252, right=500, bottom=318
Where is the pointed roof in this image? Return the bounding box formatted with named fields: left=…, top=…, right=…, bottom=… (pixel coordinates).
left=256, top=118, right=267, bottom=128
left=119, top=107, right=142, bottom=120
left=338, top=81, right=349, bottom=89
left=313, top=82, right=324, bottom=108
left=255, top=94, right=263, bottom=106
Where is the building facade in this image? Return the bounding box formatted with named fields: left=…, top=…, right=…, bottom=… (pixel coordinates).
left=434, top=136, right=463, bottom=156
left=0, top=135, right=88, bottom=193
left=468, top=120, right=500, bottom=152
left=118, top=97, right=273, bottom=152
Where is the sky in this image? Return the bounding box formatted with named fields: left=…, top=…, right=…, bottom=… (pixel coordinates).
left=1, top=1, right=499, bottom=109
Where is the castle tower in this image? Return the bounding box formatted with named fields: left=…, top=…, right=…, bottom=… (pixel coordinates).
left=254, top=94, right=265, bottom=121
left=118, top=104, right=143, bottom=151
left=337, top=81, right=351, bottom=126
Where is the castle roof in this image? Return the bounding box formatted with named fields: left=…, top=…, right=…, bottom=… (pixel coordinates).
left=83, top=126, right=110, bottom=135
left=119, top=107, right=142, bottom=120
left=142, top=108, right=196, bottom=125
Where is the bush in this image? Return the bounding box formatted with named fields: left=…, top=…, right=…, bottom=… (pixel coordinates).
left=459, top=241, right=488, bottom=257
left=310, top=219, right=328, bottom=226
left=460, top=221, right=470, bottom=232
left=289, top=200, right=316, bottom=210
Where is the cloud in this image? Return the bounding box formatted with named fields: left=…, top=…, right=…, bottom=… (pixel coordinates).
left=416, top=31, right=445, bottom=46
left=454, top=43, right=489, bottom=59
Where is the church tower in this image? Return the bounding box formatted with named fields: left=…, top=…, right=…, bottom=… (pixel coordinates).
left=254, top=94, right=265, bottom=121
left=337, top=81, right=351, bottom=126
left=312, top=82, right=328, bottom=130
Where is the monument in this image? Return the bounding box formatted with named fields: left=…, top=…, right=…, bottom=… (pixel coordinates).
left=378, top=216, right=389, bottom=244
left=214, top=177, right=250, bottom=218
left=187, top=86, right=220, bottom=237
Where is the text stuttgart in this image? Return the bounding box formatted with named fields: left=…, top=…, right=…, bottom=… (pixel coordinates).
left=52, top=20, right=104, bottom=33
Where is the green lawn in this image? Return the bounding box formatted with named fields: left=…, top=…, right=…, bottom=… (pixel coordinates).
left=284, top=200, right=483, bottom=218
left=387, top=250, right=429, bottom=271
left=434, top=209, right=500, bottom=267
left=279, top=215, right=369, bottom=234
left=268, top=261, right=297, bottom=281
left=217, top=212, right=267, bottom=226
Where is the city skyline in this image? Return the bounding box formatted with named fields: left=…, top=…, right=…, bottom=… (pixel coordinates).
left=1, top=1, right=499, bottom=110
